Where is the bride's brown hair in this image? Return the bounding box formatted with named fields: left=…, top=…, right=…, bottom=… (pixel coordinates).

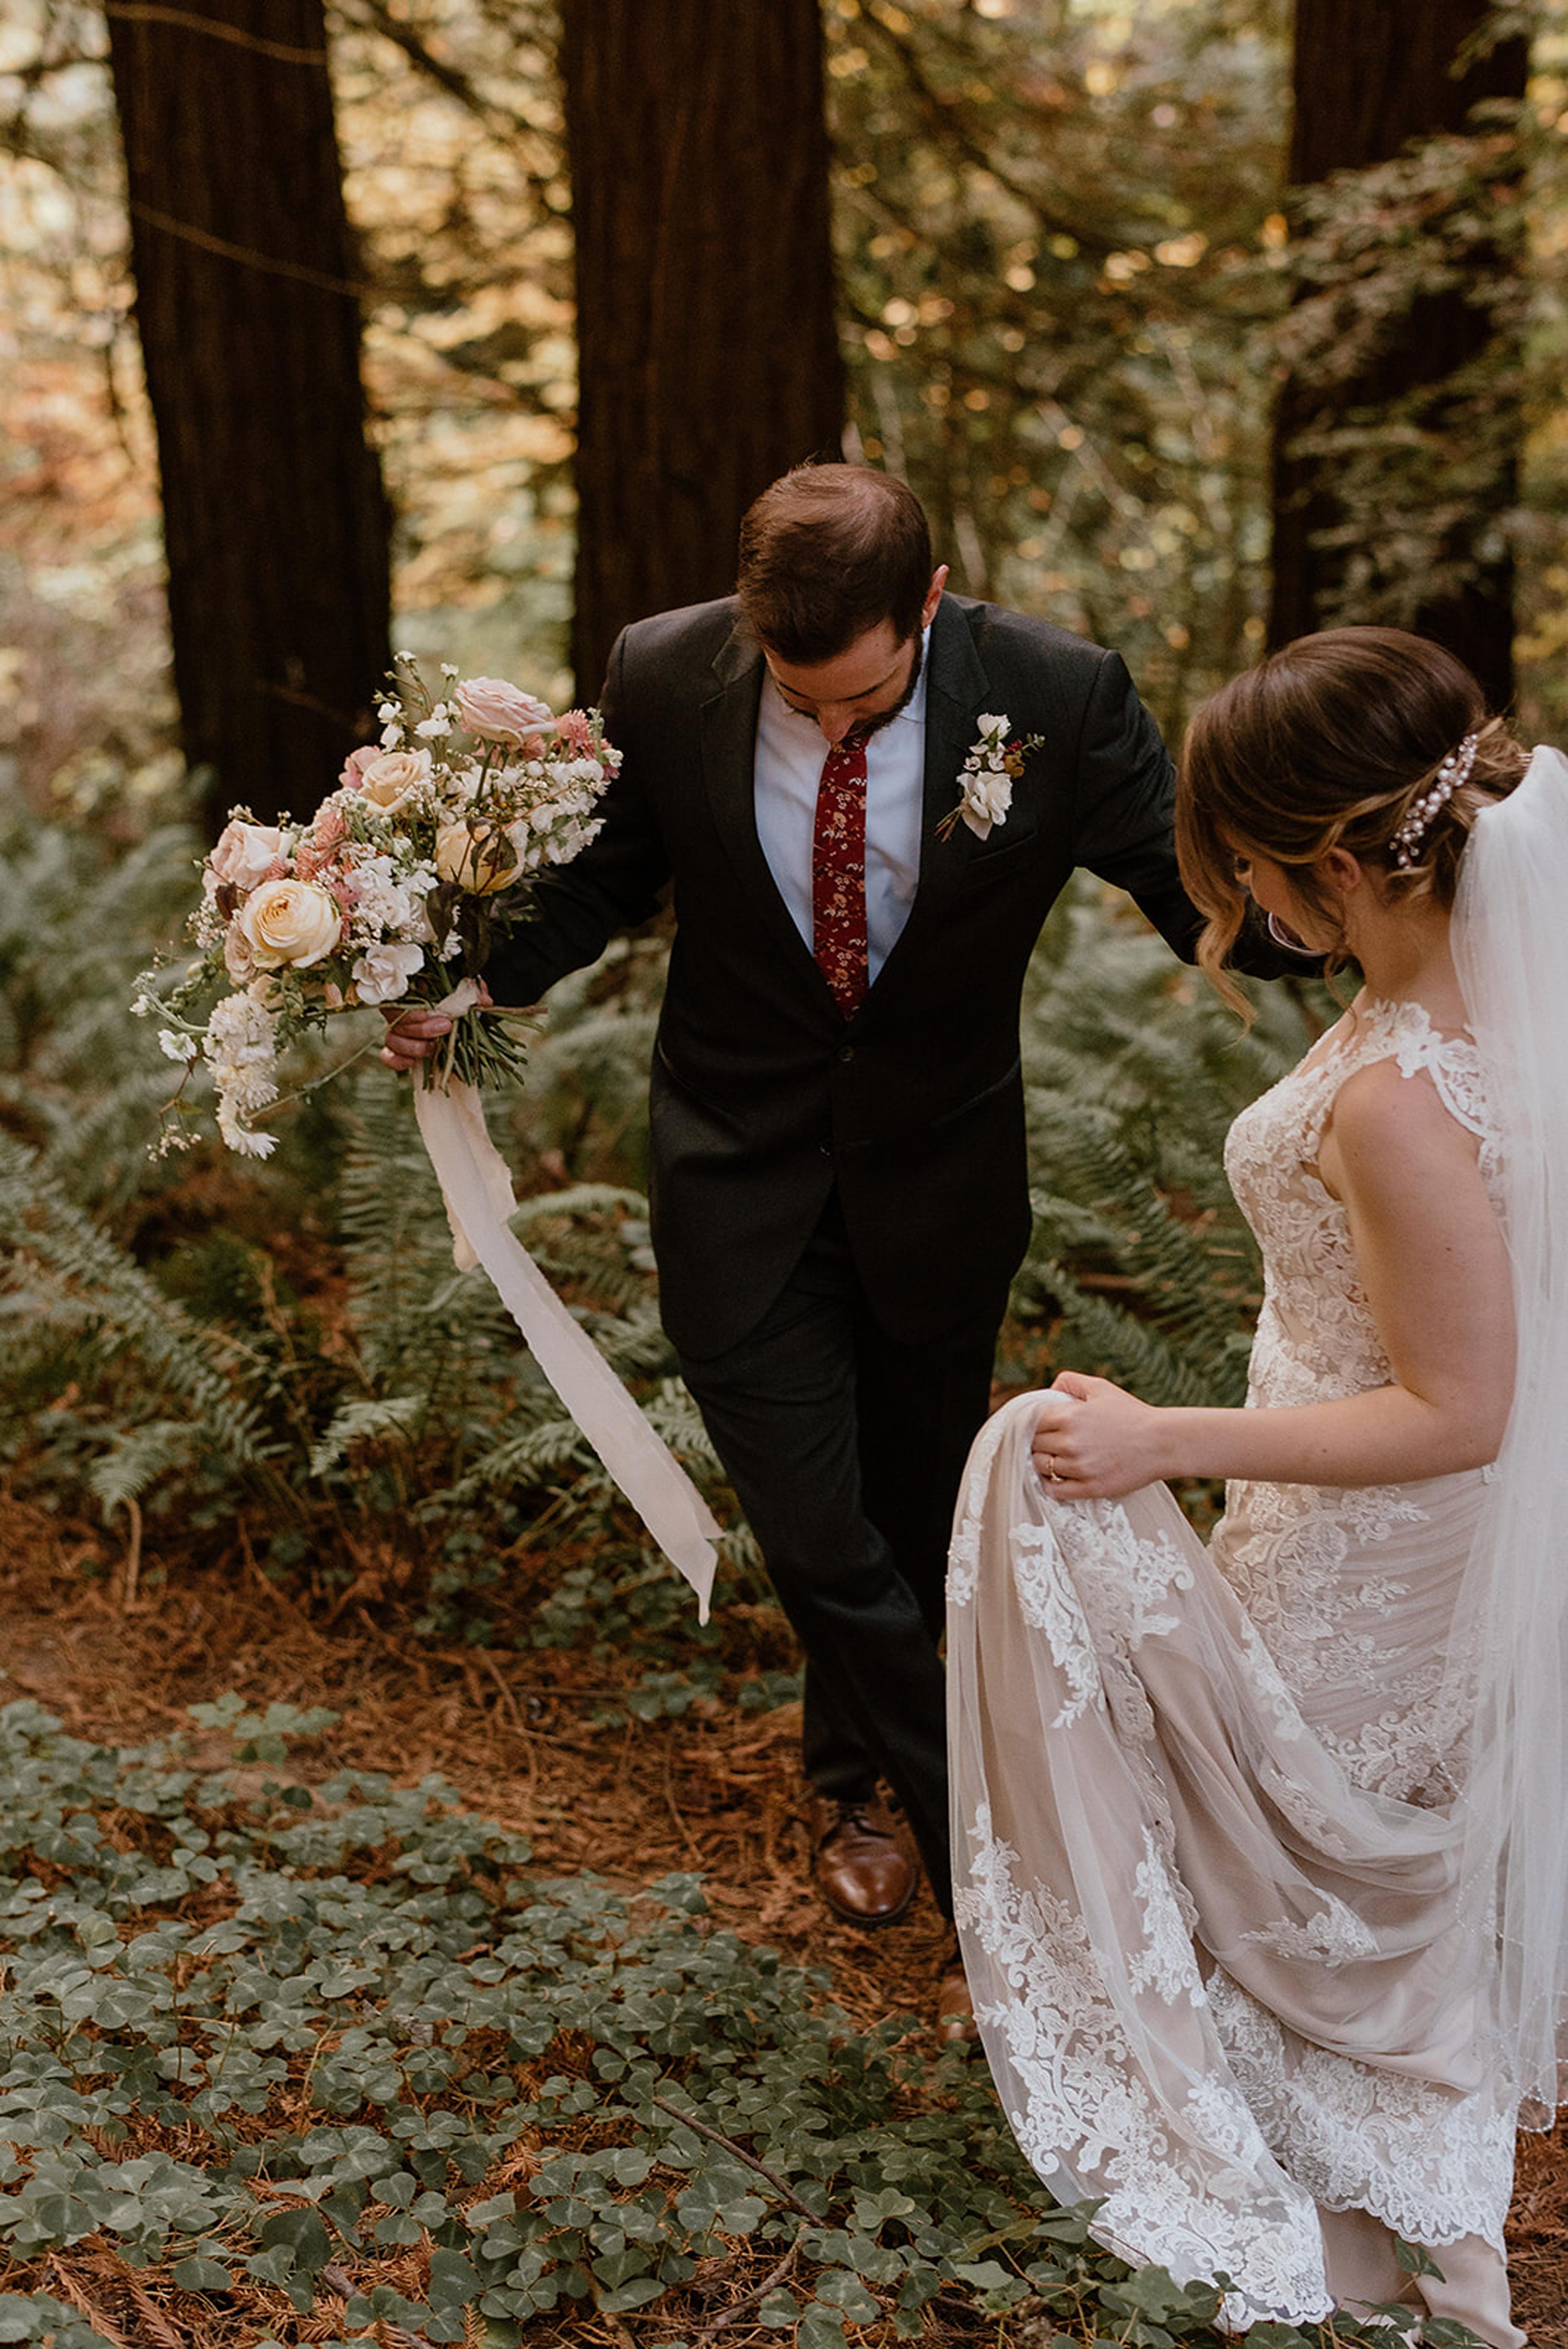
left=1177, top=626, right=1530, bottom=1014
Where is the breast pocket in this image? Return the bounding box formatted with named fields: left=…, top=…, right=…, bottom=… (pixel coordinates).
left=960, top=825, right=1043, bottom=880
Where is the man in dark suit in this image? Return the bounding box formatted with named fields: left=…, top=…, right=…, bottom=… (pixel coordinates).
left=385, top=464, right=1260, bottom=1981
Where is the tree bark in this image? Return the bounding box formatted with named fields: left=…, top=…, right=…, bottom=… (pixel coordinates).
left=106, top=0, right=391, bottom=829
left=559, top=0, right=846, bottom=697
left=1270, top=2, right=1527, bottom=705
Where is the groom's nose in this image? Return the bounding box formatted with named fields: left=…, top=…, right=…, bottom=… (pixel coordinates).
left=816, top=707, right=860, bottom=745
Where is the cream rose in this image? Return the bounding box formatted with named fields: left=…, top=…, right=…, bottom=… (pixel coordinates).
left=455, top=677, right=555, bottom=745
left=435, top=821, right=520, bottom=895
left=358, top=749, right=432, bottom=814
left=238, top=877, right=342, bottom=968
left=207, top=819, right=285, bottom=893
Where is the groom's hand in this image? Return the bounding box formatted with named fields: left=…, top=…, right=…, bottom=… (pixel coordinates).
left=1031, top=1371, right=1169, bottom=1499
left=379, top=979, right=493, bottom=1073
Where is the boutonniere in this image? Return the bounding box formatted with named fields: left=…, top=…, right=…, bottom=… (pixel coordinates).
left=937, top=713, right=1044, bottom=842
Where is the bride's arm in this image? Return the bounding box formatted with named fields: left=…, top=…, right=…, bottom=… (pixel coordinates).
left=1030, top=1057, right=1516, bottom=1499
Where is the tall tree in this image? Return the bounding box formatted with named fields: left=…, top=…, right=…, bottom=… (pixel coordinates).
left=559, top=0, right=846, bottom=696
left=106, top=0, right=391, bottom=828
left=1270, top=3, right=1528, bottom=704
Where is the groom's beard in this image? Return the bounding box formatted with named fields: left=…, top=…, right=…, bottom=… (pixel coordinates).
left=846, top=631, right=924, bottom=746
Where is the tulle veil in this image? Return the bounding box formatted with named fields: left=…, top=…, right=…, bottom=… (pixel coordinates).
left=1446, top=740, right=1568, bottom=2124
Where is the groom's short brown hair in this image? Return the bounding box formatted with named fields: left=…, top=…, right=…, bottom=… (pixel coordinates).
left=737, top=464, right=933, bottom=664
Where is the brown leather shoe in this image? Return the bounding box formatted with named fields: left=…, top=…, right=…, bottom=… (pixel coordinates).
left=812, top=1794, right=916, bottom=1926
left=936, top=1954, right=976, bottom=2044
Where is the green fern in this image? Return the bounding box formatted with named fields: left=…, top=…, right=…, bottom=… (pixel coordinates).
left=0, top=1131, right=266, bottom=1470
left=1010, top=878, right=1334, bottom=1406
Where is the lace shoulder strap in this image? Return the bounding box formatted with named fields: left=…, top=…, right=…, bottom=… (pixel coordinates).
left=1385, top=1010, right=1493, bottom=1153
left=1304, top=1001, right=1500, bottom=1188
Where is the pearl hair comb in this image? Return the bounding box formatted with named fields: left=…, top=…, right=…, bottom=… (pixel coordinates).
left=1390, top=732, right=1480, bottom=869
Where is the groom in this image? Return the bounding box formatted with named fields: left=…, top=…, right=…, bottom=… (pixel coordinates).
left=386, top=464, right=1259, bottom=1953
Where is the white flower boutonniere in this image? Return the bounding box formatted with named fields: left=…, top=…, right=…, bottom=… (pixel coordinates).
left=937, top=712, right=1044, bottom=842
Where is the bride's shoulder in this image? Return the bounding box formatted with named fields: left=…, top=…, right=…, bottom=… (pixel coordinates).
left=1317, top=1047, right=1486, bottom=1203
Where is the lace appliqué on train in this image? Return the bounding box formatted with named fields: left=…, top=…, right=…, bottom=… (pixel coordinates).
left=955, top=1806, right=1332, bottom=2325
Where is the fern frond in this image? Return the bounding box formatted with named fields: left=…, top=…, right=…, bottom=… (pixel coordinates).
left=0, top=1133, right=266, bottom=1467
left=87, top=1420, right=198, bottom=1519
left=308, top=1394, right=428, bottom=1478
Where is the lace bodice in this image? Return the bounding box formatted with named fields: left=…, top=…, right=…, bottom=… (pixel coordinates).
left=1224, top=996, right=1502, bottom=1413
left=1215, top=997, right=1503, bottom=1806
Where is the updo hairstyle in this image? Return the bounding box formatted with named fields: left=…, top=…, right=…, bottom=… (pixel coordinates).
left=1176, top=626, right=1530, bottom=1011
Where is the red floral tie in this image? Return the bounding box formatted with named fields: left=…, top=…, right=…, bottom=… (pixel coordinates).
left=811, top=735, right=870, bottom=1016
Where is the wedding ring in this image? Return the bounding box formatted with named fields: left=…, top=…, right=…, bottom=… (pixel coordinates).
left=1045, top=1454, right=1061, bottom=1482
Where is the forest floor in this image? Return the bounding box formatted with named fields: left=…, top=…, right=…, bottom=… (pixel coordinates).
left=4, top=1493, right=1565, bottom=2347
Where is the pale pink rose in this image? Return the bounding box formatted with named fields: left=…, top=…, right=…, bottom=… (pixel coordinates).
left=207, top=820, right=286, bottom=895
left=339, top=744, right=379, bottom=790
left=238, top=878, right=342, bottom=969
left=554, top=708, right=595, bottom=753
left=434, top=820, right=520, bottom=895
left=455, top=677, right=555, bottom=745
left=359, top=749, right=431, bottom=815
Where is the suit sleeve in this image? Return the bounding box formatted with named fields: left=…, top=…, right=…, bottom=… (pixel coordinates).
left=482, top=626, right=674, bottom=1004
left=1068, top=649, right=1313, bottom=981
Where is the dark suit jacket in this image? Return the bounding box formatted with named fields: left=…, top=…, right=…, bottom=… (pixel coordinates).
left=488, top=591, right=1219, bottom=1358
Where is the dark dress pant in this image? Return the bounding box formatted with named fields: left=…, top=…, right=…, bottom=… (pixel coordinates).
left=675, top=1190, right=998, bottom=1915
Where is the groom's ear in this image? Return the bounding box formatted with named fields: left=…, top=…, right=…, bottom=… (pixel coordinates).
left=921, top=565, right=950, bottom=628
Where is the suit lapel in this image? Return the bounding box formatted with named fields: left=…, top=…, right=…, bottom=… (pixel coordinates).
left=862, top=595, right=988, bottom=1010
left=699, top=620, right=833, bottom=996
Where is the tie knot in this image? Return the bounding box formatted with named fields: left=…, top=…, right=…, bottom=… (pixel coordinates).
left=823, top=738, right=868, bottom=785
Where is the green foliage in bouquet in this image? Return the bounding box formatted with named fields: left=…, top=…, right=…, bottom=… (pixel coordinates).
left=0, top=1698, right=1425, bottom=2349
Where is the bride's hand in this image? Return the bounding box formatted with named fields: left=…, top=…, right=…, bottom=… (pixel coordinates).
left=1031, top=1371, right=1170, bottom=1499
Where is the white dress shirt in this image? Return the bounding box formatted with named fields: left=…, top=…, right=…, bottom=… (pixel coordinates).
left=753, top=629, right=930, bottom=984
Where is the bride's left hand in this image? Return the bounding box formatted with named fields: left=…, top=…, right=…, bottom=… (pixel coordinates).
left=1031, top=1371, right=1171, bottom=1499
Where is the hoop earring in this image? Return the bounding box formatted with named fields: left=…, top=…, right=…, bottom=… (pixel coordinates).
left=1266, top=909, right=1321, bottom=959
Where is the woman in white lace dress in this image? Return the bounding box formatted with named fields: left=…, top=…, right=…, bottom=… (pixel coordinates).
left=948, top=628, right=1568, bottom=2343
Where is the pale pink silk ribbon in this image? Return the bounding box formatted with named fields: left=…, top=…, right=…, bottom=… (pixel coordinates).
left=412, top=988, right=720, bottom=1620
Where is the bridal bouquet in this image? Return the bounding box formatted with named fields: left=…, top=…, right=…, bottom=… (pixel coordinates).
left=136, top=659, right=618, bottom=1156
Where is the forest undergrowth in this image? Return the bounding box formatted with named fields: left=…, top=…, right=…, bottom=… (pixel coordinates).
left=4, top=1496, right=1567, bottom=2349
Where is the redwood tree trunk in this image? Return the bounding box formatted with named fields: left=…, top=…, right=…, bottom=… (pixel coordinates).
left=107, top=0, right=391, bottom=828
left=559, top=0, right=846, bottom=696
left=1270, top=2, right=1527, bottom=705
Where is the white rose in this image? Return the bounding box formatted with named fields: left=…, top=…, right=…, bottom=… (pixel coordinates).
left=961, top=771, right=1012, bottom=839
left=434, top=821, right=520, bottom=895
left=207, top=819, right=284, bottom=893
left=351, top=941, right=425, bottom=1004
left=976, top=713, right=1008, bottom=735
left=358, top=749, right=432, bottom=814
left=455, top=676, right=555, bottom=745
left=238, top=877, right=342, bottom=968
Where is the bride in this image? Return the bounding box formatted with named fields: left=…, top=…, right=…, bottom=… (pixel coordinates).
left=948, top=626, right=1568, bottom=2343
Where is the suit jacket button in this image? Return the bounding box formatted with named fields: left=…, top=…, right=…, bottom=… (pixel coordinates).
left=835, top=1042, right=855, bottom=1064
